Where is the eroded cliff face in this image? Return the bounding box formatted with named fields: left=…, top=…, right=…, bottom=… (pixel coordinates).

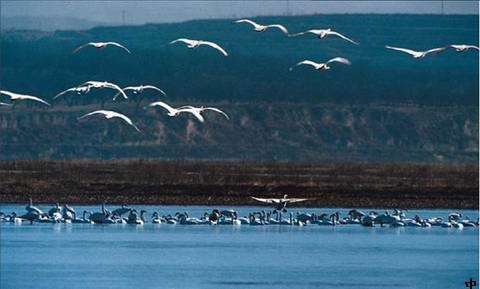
left=0, top=102, right=477, bottom=163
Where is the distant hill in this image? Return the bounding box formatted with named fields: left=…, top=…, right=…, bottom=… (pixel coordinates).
left=0, top=14, right=478, bottom=163
left=0, top=16, right=114, bottom=31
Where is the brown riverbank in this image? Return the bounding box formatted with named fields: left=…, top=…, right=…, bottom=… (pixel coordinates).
left=0, top=160, right=477, bottom=209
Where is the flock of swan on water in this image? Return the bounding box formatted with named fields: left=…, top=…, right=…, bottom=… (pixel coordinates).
left=0, top=19, right=478, bottom=132
left=1, top=198, right=477, bottom=229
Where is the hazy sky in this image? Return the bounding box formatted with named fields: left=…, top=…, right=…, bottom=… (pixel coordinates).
left=1, top=1, right=478, bottom=25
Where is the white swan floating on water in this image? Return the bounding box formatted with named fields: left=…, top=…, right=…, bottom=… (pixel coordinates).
left=2, top=201, right=476, bottom=230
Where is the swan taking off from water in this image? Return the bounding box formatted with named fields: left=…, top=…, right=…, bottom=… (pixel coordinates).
left=80, top=81, right=128, bottom=100
left=235, top=19, right=288, bottom=35
left=290, top=57, right=351, bottom=71
left=78, top=110, right=141, bottom=132
left=449, top=44, right=479, bottom=52
left=290, top=29, right=358, bottom=45
left=0, top=90, right=51, bottom=106
left=73, top=42, right=131, bottom=54
left=385, top=45, right=447, bottom=58
left=251, top=194, right=308, bottom=212
left=170, top=38, right=228, bottom=56
left=177, top=105, right=230, bottom=123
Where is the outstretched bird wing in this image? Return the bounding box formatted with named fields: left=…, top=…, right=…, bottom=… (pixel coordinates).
left=110, top=112, right=141, bottom=132
left=170, top=38, right=196, bottom=46
left=385, top=45, right=419, bottom=56
left=326, top=57, right=351, bottom=65
left=81, top=81, right=97, bottom=86
left=78, top=110, right=108, bottom=120
left=235, top=19, right=262, bottom=29
left=72, top=42, right=94, bottom=54
left=0, top=102, right=12, bottom=106
left=285, top=198, right=308, bottom=203
left=251, top=197, right=279, bottom=204
left=22, top=95, right=51, bottom=106
left=104, top=82, right=128, bottom=100
left=449, top=44, right=480, bottom=51
left=143, top=85, right=167, bottom=96
left=179, top=108, right=205, bottom=122
left=198, top=41, right=228, bottom=56
left=290, top=60, right=320, bottom=70
left=148, top=101, right=177, bottom=115
left=266, top=24, right=289, bottom=34
left=54, top=87, right=79, bottom=99
left=326, top=31, right=359, bottom=45
left=0, top=90, right=50, bottom=106
left=204, top=107, right=230, bottom=120
left=289, top=29, right=321, bottom=37
left=424, top=47, right=447, bottom=56
left=79, top=110, right=140, bottom=132
left=105, top=42, right=131, bottom=54
left=178, top=105, right=195, bottom=110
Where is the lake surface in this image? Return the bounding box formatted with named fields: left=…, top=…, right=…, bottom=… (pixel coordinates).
left=1, top=205, right=478, bottom=289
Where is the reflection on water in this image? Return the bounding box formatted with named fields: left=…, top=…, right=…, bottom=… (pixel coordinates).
left=1, top=205, right=478, bottom=289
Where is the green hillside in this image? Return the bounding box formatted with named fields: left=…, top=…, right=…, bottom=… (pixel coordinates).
left=0, top=14, right=478, bottom=162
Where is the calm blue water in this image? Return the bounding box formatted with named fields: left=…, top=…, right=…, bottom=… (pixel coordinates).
left=1, top=204, right=478, bottom=289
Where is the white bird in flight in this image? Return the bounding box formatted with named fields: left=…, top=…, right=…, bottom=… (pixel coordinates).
left=178, top=105, right=230, bottom=123
left=0, top=90, right=51, bottom=106
left=290, top=57, right=351, bottom=71
left=148, top=102, right=229, bottom=123
left=119, top=85, right=166, bottom=97
left=449, top=44, right=479, bottom=52
left=251, top=194, right=309, bottom=212
left=385, top=45, right=447, bottom=58
left=73, top=42, right=131, bottom=54
left=289, top=28, right=358, bottom=45
left=54, top=86, right=91, bottom=99
left=78, top=110, right=141, bottom=132
left=235, top=19, right=289, bottom=35
left=170, top=38, right=228, bottom=56
left=79, top=81, right=128, bottom=100
left=148, top=101, right=182, bottom=117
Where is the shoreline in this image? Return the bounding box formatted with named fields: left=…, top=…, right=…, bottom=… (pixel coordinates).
left=0, top=160, right=477, bottom=209
left=1, top=203, right=478, bottom=212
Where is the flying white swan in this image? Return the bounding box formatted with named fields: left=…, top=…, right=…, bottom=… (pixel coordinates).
left=114, top=85, right=166, bottom=99
left=80, top=81, right=128, bottom=100
left=385, top=45, right=447, bottom=58
left=148, top=102, right=228, bottom=123
left=73, top=42, right=131, bottom=54
left=177, top=105, right=230, bottom=122
left=449, top=44, right=479, bottom=52
left=289, top=28, right=358, bottom=45
left=54, top=86, right=90, bottom=99
left=78, top=110, right=141, bottom=132
left=290, top=57, right=351, bottom=71
left=170, top=38, right=228, bottom=56
left=0, top=90, right=50, bottom=106
left=235, top=19, right=289, bottom=34
left=251, top=194, right=309, bottom=212
left=148, top=101, right=182, bottom=117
